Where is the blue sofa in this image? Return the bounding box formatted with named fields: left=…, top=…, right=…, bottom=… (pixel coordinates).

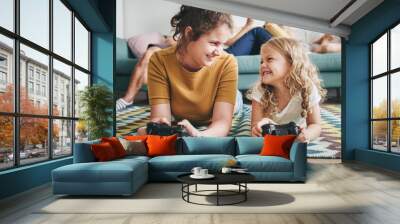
left=234, top=53, right=341, bottom=91
left=52, top=137, right=307, bottom=196
left=115, top=38, right=341, bottom=98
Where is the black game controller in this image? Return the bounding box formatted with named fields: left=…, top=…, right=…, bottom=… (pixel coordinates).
left=261, top=122, right=300, bottom=136
left=146, top=122, right=188, bottom=136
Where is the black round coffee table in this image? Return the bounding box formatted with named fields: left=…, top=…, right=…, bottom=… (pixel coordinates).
left=177, top=173, right=255, bottom=206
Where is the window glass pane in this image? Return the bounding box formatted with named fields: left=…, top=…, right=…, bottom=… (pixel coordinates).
left=372, top=121, right=388, bottom=151
left=391, top=24, right=400, bottom=70
left=53, top=0, right=72, bottom=60
left=20, top=44, right=49, bottom=115
left=74, top=18, right=89, bottom=70
left=75, top=120, right=88, bottom=143
left=53, top=119, right=72, bottom=158
left=391, top=120, right=400, bottom=153
left=372, top=77, right=387, bottom=119
left=0, top=34, right=14, bottom=113
left=20, top=0, right=49, bottom=49
left=20, top=117, right=49, bottom=165
left=74, top=69, right=89, bottom=118
left=0, top=116, right=13, bottom=170
left=53, top=59, right=72, bottom=117
left=0, top=0, right=14, bottom=31
left=391, top=72, right=400, bottom=118
left=372, top=33, right=387, bottom=76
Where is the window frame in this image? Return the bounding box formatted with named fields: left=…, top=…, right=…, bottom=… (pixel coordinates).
left=370, top=20, right=400, bottom=154
left=0, top=0, right=92, bottom=171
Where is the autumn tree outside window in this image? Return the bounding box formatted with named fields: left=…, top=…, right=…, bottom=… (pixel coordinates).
left=370, top=23, right=400, bottom=154
left=0, top=0, right=91, bottom=170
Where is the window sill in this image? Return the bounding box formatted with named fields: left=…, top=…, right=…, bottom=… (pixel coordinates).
left=0, top=156, right=72, bottom=175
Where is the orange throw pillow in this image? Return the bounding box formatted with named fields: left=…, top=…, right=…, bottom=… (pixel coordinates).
left=146, top=135, right=177, bottom=157
left=91, top=142, right=117, bottom=161
left=260, top=134, right=297, bottom=159
left=101, top=137, right=126, bottom=158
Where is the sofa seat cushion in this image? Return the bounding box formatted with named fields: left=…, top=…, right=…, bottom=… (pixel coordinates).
left=238, top=74, right=259, bottom=90
left=236, top=155, right=293, bottom=172
left=52, top=158, right=147, bottom=183
left=319, top=72, right=341, bottom=88
left=149, top=154, right=235, bottom=172
left=111, top=156, right=150, bottom=167
left=118, top=155, right=150, bottom=162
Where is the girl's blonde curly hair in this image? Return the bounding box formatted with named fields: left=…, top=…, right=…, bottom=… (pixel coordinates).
left=248, top=37, right=326, bottom=118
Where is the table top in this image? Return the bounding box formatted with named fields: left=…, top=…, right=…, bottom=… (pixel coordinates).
left=177, top=172, right=255, bottom=185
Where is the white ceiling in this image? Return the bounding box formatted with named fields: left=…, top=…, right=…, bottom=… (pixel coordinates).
left=224, top=0, right=352, bottom=22
left=165, top=0, right=384, bottom=37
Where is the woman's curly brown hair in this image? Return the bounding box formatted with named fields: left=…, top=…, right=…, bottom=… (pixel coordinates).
left=248, top=37, right=327, bottom=118
left=170, top=5, right=233, bottom=52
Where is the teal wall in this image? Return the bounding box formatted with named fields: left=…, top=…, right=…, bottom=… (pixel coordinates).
left=344, top=0, right=400, bottom=171
left=0, top=0, right=116, bottom=200
left=92, top=32, right=115, bottom=136
left=93, top=0, right=115, bottom=135
left=0, top=158, right=72, bottom=199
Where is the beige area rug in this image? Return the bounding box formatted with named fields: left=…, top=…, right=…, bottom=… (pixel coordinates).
left=38, top=183, right=361, bottom=214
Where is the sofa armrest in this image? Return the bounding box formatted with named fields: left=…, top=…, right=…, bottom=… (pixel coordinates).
left=289, top=142, right=307, bottom=181
left=73, top=140, right=100, bottom=163
left=116, top=58, right=138, bottom=77
left=116, top=38, right=135, bottom=60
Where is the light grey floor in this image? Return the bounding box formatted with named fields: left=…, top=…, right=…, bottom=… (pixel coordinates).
left=1, top=159, right=400, bottom=224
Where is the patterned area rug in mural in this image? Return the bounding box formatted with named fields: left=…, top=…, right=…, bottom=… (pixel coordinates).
left=308, top=104, right=341, bottom=158
left=117, top=104, right=341, bottom=158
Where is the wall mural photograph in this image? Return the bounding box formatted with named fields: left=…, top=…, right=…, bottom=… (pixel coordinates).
left=3, top=0, right=400, bottom=222
left=114, top=0, right=342, bottom=159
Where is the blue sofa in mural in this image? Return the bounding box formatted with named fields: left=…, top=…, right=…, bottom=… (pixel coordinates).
left=52, top=137, right=307, bottom=196
left=115, top=38, right=341, bottom=99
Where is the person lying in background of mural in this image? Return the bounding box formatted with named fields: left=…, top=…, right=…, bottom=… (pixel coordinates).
left=310, top=33, right=341, bottom=53
left=249, top=37, right=327, bottom=143
left=224, top=18, right=290, bottom=56
left=225, top=18, right=340, bottom=55
left=283, top=26, right=341, bottom=53
left=137, top=5, right=242, bottom=137
left=116, top=32, right=176, bottom=111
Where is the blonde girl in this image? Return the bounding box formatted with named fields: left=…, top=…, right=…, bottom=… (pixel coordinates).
left=249, top=37, right=326, bottom=142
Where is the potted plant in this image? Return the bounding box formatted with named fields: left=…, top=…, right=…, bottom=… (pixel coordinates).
left=79, top=84, right=113, bottom=140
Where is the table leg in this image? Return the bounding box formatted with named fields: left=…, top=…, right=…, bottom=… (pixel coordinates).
left=187, top=184, right=190, bottom=202
left=245, top=183, right=247, bottom=201
left=195, top=184, right=197, bottom=192
left=217, top=184, right=219, bottom=206
left=181, top=184, right=183, bottom=200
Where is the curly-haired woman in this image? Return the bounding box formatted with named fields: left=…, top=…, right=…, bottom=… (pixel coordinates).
left=138, top=5, right=242, bottom=137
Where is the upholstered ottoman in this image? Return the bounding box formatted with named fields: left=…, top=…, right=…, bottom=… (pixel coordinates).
left=52, top=156, right=148, bottom=196
left=52, top=139, right=149, bottom=196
